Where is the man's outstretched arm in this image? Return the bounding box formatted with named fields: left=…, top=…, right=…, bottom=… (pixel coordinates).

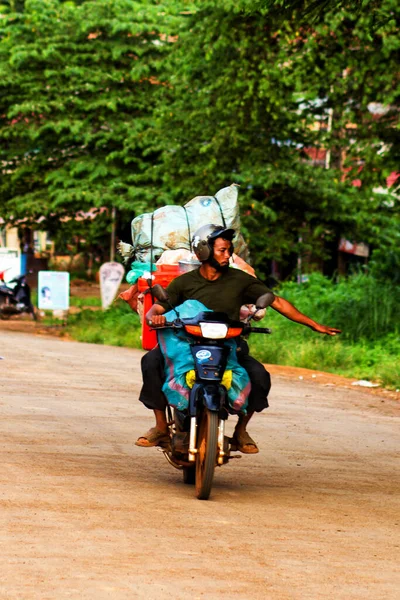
left=271, top=296, right=341, bottom=336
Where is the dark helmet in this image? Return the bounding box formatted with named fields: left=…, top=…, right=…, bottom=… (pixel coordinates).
left=192, top=224, right=235, bottom=262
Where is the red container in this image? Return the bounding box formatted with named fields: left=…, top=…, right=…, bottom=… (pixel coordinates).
left=157, top=264, right=181, bottom=277
left=138, top=265, right=181, bottom=350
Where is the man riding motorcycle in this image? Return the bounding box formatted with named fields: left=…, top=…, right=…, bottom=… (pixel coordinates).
left=135, top=224, right=341, bottom=453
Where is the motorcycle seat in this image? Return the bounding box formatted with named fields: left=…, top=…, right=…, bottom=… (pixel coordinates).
left=0, top=286, right=13, bottom=296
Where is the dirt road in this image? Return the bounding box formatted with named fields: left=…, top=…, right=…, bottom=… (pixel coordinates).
left=0, top=331, right=398, bottom=599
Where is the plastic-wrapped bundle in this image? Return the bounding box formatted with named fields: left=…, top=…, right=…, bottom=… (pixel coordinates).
left=157, top=300, right=251, bottom=412
left=125, top=261, right=156, bottom=285
left=118, top=184, right=249, bottom=263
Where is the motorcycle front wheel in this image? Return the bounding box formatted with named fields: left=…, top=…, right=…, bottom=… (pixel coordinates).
left=29, top=304, right=38, bottom=321
left=172, top=408, right=195, bottom=485
left=0, top=295, right=10, bottom=320
left=195, top=408, right=218, bottom=500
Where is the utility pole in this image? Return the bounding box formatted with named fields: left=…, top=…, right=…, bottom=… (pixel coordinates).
left=325, top=105, right=333, bottom=169
left=110, top=207, right=116, bottom=262
left=325, top=85, right=334, bottom=169
left=297, top=234, right=303, bottom=285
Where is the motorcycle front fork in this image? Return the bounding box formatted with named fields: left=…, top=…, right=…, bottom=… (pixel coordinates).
left=188, top=415, right=226, bottom=466
left=217, top=418, right=226, bottom=465
left=188, top=417, right=197, bottom=462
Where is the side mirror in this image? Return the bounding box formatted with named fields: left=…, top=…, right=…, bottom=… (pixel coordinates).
left=255, top=292, right=275, bottom=310
left=150, top=283, right=180, bottom=319
left=151, top=284, right=169, bottom=303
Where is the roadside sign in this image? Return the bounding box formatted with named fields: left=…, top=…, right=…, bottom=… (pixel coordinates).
left=38, top=271, right=70, bottom=311
left=338, top=238, right=369, bottom=258
left=99, top=262, right=125, bottom=309
left=0, top=248, right=21, bottom=284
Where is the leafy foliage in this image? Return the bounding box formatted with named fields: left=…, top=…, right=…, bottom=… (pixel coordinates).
left=0, top=0, right=180, bottom=227
left=0, top=0, right=398, bottom=283
left=240, top=0, right=365, bottom=22
left=144, top=1, right=399, bottom=276
left=251, top=272, right=400, bottom=387
left=275, top=272, right=400, bottom=342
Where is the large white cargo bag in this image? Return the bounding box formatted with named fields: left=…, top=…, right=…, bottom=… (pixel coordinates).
left=119, top=184, right=248, bottom=263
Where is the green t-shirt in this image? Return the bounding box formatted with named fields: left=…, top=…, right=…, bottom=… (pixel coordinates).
left=156, top=267, right=273, bottom=320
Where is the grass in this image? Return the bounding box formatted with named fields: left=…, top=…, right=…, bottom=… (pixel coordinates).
left=69, top=295, right=102, bottom=308
left=273, top=272, right=400, bottom=343
left=67, top=301, right=142, bottom=348
left=45, top=273, right=399, bottom=390
left=32, top=290, right=102, bottom=308
left=249, top=313, right=399, bottom=389
left=248, top=273, right=399, bottom=389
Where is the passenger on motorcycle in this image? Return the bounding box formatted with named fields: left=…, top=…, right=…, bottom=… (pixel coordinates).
left=135, top=224, right=341, bottom=452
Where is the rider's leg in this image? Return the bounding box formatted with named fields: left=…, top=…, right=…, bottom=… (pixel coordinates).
left=237, top=342, right=271, bottom=413
left=235, top=411, right=255, bottom=436
left=154, top=408, right=168, bottom=433
left=138, top=346, right=167, bottom=411
left=136, top=347, right=169, bottom=446
left=233, top=340, right=271, bottom=453
left=231, top=411, right=260, bottom=454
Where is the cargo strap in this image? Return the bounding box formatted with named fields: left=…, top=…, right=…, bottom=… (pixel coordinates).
left=149, top=212, right=154, bottom=295
left=146, top=197, right=225, bottom=267
left=182, top=206, right=192, bottom=251
left=213, top=196, right=226, bottom=228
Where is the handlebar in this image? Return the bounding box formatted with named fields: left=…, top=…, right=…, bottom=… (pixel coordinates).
left=163, top=321, right=178, bottom=328
left=148, top=320, right=181, bottom=329
left=247, top=327, right=272, bottom=334
left=149, top=320, right=272, bottom=335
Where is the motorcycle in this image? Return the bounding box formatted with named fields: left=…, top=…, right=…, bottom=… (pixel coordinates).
left=0, top=269, right=36, bottom=320
left=151, top=284, right=274, bottom=500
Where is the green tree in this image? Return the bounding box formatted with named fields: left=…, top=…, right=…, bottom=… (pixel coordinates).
left=0, top=0, right=180, bottom=230
left=286, top=0, right=400, bottom=278
left=1, top=0, right=397, bottom=281
left=140, top=6, right=345, bottom=274
left=145, top=0, right=398, bottom=276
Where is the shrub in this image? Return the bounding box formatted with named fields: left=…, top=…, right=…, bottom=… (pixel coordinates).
left=275, top=273, right=399, bottom=342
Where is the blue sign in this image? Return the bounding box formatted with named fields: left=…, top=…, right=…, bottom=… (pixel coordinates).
left=38, top=271, right=70, bottom=311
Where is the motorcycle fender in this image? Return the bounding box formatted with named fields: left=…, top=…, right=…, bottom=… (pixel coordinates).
left=202, top=384, right=223, bottom=412
left=189, top=383, right=225, bottom=416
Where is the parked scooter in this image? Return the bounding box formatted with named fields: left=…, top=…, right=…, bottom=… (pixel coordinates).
left=151, top=284, right=274, bottom=500
left=0, top=269, right=36, bottom=320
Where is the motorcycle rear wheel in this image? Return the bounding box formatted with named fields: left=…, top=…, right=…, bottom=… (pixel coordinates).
left=195, top=408, right=218, bottom=500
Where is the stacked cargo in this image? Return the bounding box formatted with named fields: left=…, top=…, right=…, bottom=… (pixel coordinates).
left=118, top=184, right=257, bottom=350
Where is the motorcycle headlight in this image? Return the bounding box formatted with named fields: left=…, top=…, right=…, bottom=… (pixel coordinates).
left=199, top=322, right=228, bottom=339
